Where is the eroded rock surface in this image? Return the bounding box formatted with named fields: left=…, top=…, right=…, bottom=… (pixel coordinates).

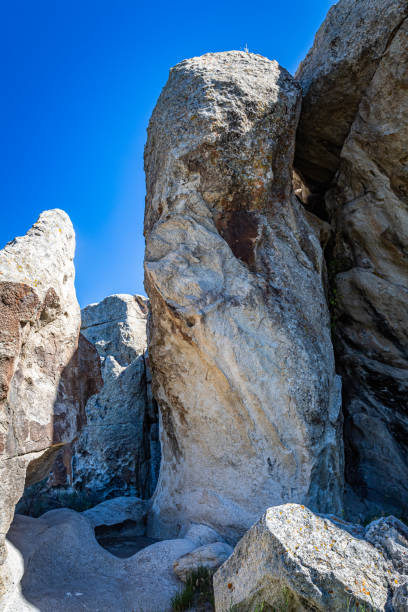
left=27, top=294, right=161, bottom=505
left=173, top=541, right=233, bottom=582
left=68, top=294, right=160, bottom=500
left=144, top=50, right=343, bottom=542
left=82, top=495, right=148, bottom=528
left=295, top=0, right=408, bottom=521
left=214, top=504, right=408, bottom=611
left=295, top=0, right=408, bottom=188
left=0, top=210, right=81, bottom=597
left=327, top=16, right=408, bottom=521
left=3, top=509, right=211, bottom=611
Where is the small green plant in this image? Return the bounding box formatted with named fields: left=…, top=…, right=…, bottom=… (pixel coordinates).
left=171, top=582, right=195, bottom=611
left=347, top=598, right=372, bottom=611
left=171, top=566, right=215, bottom=611
left=347, top=589, right=376, bottom=612
left=281, top=586, right=290, bottom=611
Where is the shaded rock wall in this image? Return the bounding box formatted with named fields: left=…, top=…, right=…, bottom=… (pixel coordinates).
left=19, top=294, right=160, bottom=510
left=296, top=0, right=408, bottom=520
left=144, top=51, right=343, bottom=543
left=296, top=0, right=408, bottom=189
left=326, top=18, right=408, bottom=518
left=70, top=294, right=160, bottom=500
left=0, top=210, right=81, bottom=597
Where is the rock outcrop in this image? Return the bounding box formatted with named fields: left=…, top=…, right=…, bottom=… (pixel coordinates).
left=214, top=504, right=408, bottom=611
left=144, top=50, right=343, bottom=542
left=295, top=0, right=408, bottom=520
left=21, top=294, right=161, bottom=507
left=3, top=509, right=226, bottom=611
left=68, top=294, right=160, bottom=500
left=295, top=0, right=408, bottom=189
left=82, top=495, right=149, bottom=529
left=0, top=210, right=82, bottom=597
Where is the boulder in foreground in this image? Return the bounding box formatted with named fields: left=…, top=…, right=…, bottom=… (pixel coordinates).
left=214, top=504, right=408, bottom=611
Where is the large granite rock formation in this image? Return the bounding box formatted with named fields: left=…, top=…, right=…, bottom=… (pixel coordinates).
left=0, top=210, right=83, bottom=597
left=144, top=50, right=343, bottom=542
left=296, top=0, right=408, bottom=520
left=295, top=0, right=408, bottom=189
left=65, top=294, right=160, bottom=500
left=214, top=504, right=408, bottom=611
left=22, top=294, right=161, bottom=507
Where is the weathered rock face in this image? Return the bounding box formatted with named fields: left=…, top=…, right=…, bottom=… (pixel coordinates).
left=295, top=0, right=408, bottom=521
left=328, top=17, right=408, bottom=521
left=82, top=496, right=149, bottom=529
left=144, top=51, right=343, bottom=542
left=43, top=294, right=160, bottom=502
left=295, top=0, right=408, bottom=188
left=0, top=210, right=81, bottom=597
left=173, top=541, right=233, bottom=582
left=214, top=504, right=408, bottom=611
left=81, top=293, right=149, bottom=366
left=3, top=509, right=220, bottom=611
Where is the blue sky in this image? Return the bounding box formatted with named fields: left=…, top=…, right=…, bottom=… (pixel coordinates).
left=1, top=0, right=336, bottom=307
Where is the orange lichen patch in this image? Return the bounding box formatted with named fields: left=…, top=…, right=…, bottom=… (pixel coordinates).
left=227, top=583, right=233, bottom=590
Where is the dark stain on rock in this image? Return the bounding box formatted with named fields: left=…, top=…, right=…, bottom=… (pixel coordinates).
left=215, top=210, right=260, bottom=267
left=25, top=443, right=65, bottom=487
left=160, top=399, right=182, bottom=461
left=134, top=295, right=149, bottom=316
left=54, top=333, right=103, bottom=443
left=47, top=444, right=74, bottom=487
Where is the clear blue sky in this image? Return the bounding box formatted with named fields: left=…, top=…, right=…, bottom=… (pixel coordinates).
left=1, top=0, right=336, bottom=307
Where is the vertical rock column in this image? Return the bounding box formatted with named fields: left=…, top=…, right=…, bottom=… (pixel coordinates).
left=326, top=18, right=408, bottom=517
left=144, top=51, right=343, bottom=542
left=0, top=210, right=81, bottom=597
left=295, top=0, right=408, bottom=519
left=68, top=294, right=160, bottom=500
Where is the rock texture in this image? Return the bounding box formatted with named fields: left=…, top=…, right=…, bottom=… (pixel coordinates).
left=295, top=0, right=408, bottom=188
left=328, top=16, right=408, bottom=521
left=20, top=294, right=161, bottom=508
left=173, top=541, right=233, bottom=582
left=82, top=495, right=148, bottom=528
left=144, top=51, right=343, bottom=542
left=296, top=0, right=408, bottom=520
left=68, top=294, right=160, bottom=500
left=214, top=504, right=408, bottom=611
left=3, top=509, right=222, bottom=612
left=0, top=210, right=82, bottom=598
